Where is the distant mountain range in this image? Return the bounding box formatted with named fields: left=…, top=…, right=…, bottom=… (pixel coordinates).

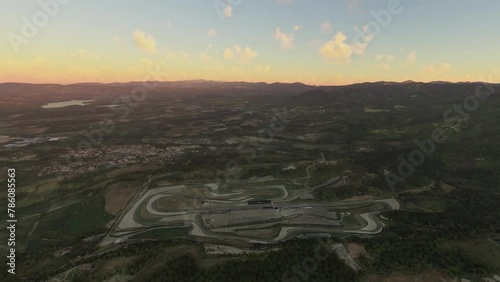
left=0, top=80, right=498, bottom=109
left=290, top=81, right=499, bottom=108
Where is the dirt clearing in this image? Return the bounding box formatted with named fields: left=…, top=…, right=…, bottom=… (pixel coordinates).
left=348, top=243, right=367, bottom=259
left=104, top=184, right=138, bottom=216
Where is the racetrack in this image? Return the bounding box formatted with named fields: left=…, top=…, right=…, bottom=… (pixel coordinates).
left=101, top=168, right=400, bottom=247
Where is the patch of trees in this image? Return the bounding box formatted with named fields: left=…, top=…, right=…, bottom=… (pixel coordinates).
left=240, top=165, right=280, bottom=179
left=361, top=237, right=491, bottom=276
left=146, top=240, right=359, bottom=282
left=355, top=188, right=500, bottom=276
left=314, top=183, right=369, bottom=200
left=168, top=150, right=240, bottom=172
left=447, top=168, right=498, bottom=190
left=385, top=189, right=500, bottom=238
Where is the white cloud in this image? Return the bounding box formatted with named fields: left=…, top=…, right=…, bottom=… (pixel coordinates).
left=424, top=63, right=451, bottom=74
left=405, top=51, right=417, bottom=66
left=319, top=32, right=352, bottom=62
left=320, top=21, right=332, bottom=33
left=165, top=50, right=176, bottom=60
left=133, top=29, right=157, bottom=54
left=380, top=63, right=391, bottom=71
left=112, top=36, right=122, bottom=46
left=274, top=28, right=295, bottom=50
left=256, top=64, right=271, bottom=73
left=163, top=48, right=190, bottom=61
left=375, top=54, right=395, bottom=62
left=224, top=5, right=233, bottom=17
left=200, top=52, right=214, bottom=63
left=207, top=28, right=217, bottom=38
left=293, top=24, right=303, bottom=32
left=440, top=63, right=451, bottom=72
left=223, top=45, right=258, bottom=63
left=319, top=29, right=374, bottom=63
left=351, top=30, right=374, bottom=55
left=374, top=54, right=395, bottom=70
left=64, top=49, right=100, bottom=60
left=223, top=48, right=234, bottom=60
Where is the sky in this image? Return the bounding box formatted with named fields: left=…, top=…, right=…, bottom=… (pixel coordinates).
left=1, top=0, right=499, bottom=85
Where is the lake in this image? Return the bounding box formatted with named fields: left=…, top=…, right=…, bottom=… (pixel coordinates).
left=42, top=100, right=93, bottom=109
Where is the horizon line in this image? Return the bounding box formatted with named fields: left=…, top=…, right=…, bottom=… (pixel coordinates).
left=0, top=79, right=498, bottom=88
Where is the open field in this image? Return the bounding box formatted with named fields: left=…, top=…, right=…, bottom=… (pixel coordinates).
left=439, top=239, right=500, bottom=271
left=105, top=185, right=138, bottom=216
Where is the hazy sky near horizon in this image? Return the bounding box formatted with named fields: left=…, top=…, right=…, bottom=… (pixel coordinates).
left=1, top=0, right=499, bottom=85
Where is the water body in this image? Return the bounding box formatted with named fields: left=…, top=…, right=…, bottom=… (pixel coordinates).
left=41, top=100, right=93, bottom=109
left=4, top=136, right=68, bottom=148
left=4, top=137, right=44, bottom=148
